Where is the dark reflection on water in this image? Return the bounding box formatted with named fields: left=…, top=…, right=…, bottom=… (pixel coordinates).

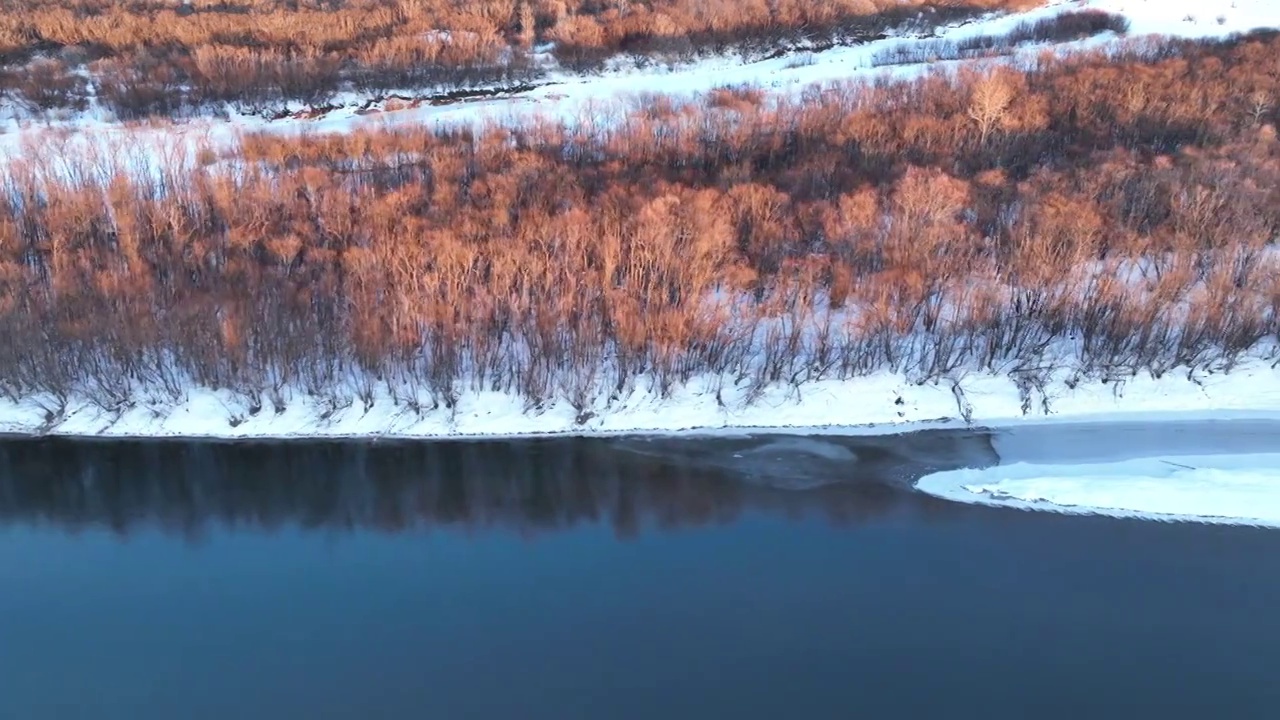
left=0, top=430, right=997, bottom=539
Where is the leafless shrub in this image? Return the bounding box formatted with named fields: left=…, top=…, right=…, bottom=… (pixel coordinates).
left=0, top=30, right=1276, bottom=413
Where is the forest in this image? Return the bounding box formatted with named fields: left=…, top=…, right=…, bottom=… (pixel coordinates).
left=0, top=0, right=1049, bottom=118
left=0, top=29, right=1277, bottom=420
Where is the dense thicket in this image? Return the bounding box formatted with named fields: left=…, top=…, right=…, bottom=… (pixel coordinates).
left=0, top=0, right=1041, bottom=118
left=1, top=32, right=1278, bottom=418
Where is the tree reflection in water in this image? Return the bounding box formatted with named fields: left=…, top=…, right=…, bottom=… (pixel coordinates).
left=0, top=431, right=998, bottom=540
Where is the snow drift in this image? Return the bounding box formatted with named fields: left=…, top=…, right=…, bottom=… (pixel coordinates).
left=916, top=453, right=1280, bottom=528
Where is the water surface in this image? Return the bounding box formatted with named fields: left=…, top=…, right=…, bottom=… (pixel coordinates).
left=1, top=423, right=1278, bottom=719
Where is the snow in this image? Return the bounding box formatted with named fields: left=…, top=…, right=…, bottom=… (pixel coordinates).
left=916, top=454, right=1280, bottom=528
left=915, top=409, right=1280, bottom=529
left=1081, top=0, right=1280, bottom=37
left=1, top=360, right=1279, bottom=442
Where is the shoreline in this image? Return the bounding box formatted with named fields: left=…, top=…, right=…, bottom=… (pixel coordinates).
left=5, top=408, right=1280, bottom=444
left=2, top=361, right=1277, bottom=443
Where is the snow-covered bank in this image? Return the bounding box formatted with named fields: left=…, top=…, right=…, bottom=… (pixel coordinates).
left=915, top=405, right=1280, bottom=529
left=1, top=361, right=1278, bottom=441
left=915, top=454, right=1280, bottom=528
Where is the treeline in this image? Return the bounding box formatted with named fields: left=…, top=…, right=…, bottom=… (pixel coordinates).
left=870, top=9, right=1130, bottom=67
left=0, top=32, right=1278, bottom=419
left=0, top=434, right=981, bottom=537
left=0, top=0, right=1040, bottom=119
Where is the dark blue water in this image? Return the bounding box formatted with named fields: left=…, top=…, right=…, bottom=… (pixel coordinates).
left=1, top=428, right=1278, bottom=719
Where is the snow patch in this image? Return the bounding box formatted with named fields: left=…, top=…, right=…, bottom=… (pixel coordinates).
left=916, top=453, right=1280, bottom=528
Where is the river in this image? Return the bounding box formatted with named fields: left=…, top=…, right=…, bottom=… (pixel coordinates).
left=1, top=423, right=1278, bottom=719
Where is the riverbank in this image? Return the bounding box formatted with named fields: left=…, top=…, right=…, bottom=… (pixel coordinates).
left=1, top=360, right=1277, bottom=441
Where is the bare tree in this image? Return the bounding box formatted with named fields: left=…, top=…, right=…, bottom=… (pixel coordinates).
left=1248, top=90, right=1273, bottom=127
left=518, top=1, right=536, bottom=49
left=968, top=71, right=1014, bottom=146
